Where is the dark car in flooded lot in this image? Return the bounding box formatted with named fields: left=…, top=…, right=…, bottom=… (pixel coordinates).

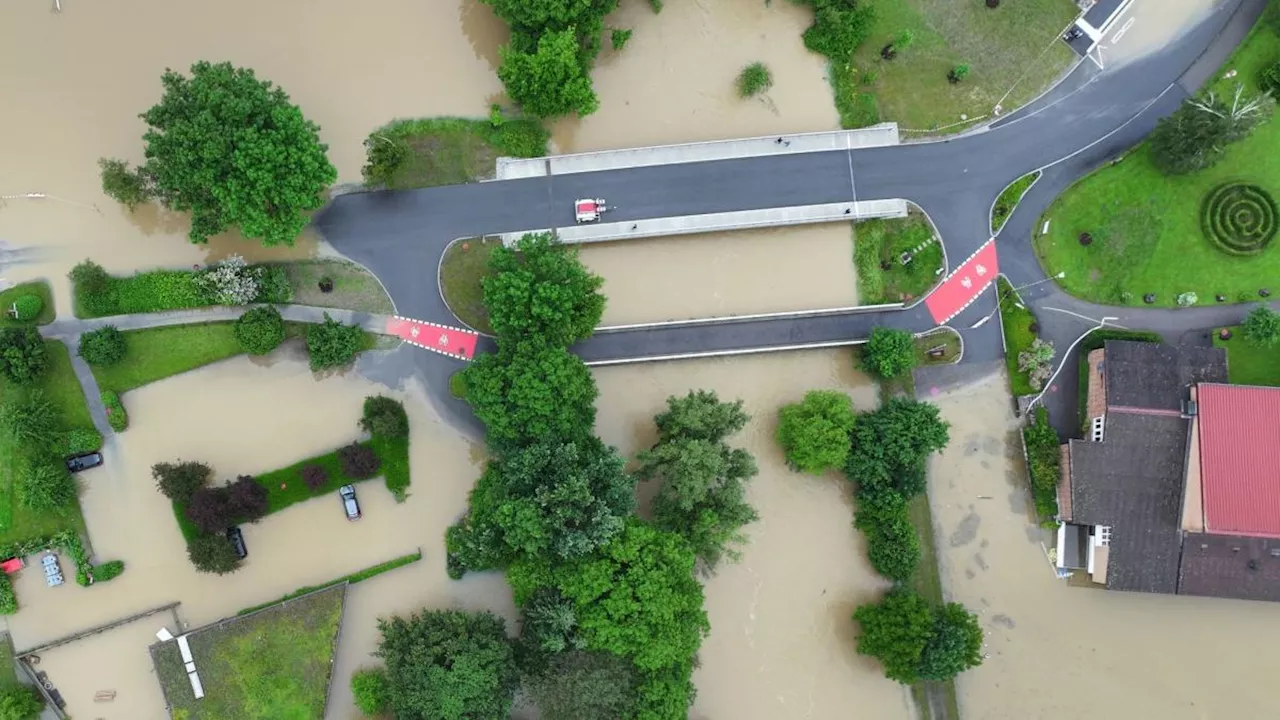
left=226, top=526, right=247, bottom=559
left=65, top=452, right=103, bottom=473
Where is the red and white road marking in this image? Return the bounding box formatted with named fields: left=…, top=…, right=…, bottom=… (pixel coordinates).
left=385, top=316, right=479, bottom=360
left=924, top=240, right=999, bottom=324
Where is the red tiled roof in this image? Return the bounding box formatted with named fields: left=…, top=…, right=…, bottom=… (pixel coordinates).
left=1198, top=383, right=1280, bottom=537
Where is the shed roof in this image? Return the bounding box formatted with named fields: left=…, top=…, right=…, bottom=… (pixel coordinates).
left=1197, top=383, right=1280, bottom=537
left=1102, top=341, right=1227, bottom=412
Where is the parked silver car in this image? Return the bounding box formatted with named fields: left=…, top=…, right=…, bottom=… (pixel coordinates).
left=339, top=485, right=361, bottom=521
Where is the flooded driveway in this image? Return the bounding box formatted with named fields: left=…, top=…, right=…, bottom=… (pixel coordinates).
left=583, top=226, right=858, bottom=325
left=926, top=366, right=1280, bottom=719
left=593, top=349, right=912, bottom=720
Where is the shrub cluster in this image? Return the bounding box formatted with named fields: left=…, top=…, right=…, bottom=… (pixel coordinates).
left=12, top=294, right=43, bottom=322
left=69, top=258, right=294, bottom=318
left=1199, top=182, right=1278, bottom=256
left=339, top=443, right=381, bottom=480
left=0, top=327, right=47, bottom=384
left=794, top=0, right=877, bottom=61
left=0, top=685, right=43, bottom=719
left=101, top=389, right=128, bottom=431
left=1023, top=408, right=1061, bottom=524
left=78, top=325, right=127, bottom=366
left=736, top=62, right=773, bottom=98
left=306, top=312, right=364, bottom=370
left=234, top=305, right=285, bottom=355
left=0, top=574, right=16, bottom=615
left=853, top=588, right=984, bottom=684
left=861, top=327, right=917, bottom=380
left=92, top=559, right=126, bottom=583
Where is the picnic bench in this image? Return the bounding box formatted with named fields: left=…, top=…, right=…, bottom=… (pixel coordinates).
left=42, top=553, right=63, bottom=587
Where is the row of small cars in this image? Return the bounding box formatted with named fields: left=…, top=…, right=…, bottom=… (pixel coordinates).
left=226, top=485, right=362, bottom=560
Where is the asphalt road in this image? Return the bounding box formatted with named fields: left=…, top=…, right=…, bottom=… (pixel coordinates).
left=314, top=0, right=1265, bottom=432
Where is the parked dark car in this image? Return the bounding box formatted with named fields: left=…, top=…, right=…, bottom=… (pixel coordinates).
left=65, top=452, right=103, bottom=473
left=226, top=526, right=248, bottom=559
left=339, top=485, right=361, bottom=521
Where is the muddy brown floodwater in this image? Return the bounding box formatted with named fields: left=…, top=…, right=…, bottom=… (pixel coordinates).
left=0, top=0, right=507, bottom=311
left=927, top=367, right=1280, bottom=719
left=5, top=347, right=517, bottom=719
left=555, top=0, right=839, bottom=152
left=593, top=350, right=912, bottom=720
left=582, top=225, right=858, bottom=325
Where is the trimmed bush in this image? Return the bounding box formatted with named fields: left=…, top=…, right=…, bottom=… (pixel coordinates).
left=234, top=305, right=286, bottom=355
left=92, top=560, right=126, bottom=582
left=1200, top=183, right=1278, bottom=255
left=351, top=667, right=391, bottom=717
left=63, top=428, right=104, bottom=455
left=102, top=389, right=128, bottom=431
left=78, top=325, right=128, bottom=366
left=0, top=573, right=16, bottom=615
left=306, top=313, right=364, bottom=370
left=360, top=395, right=408, bottom=439
left=339, top=442, right=381, bottom=480
left=256, top=265, right=293, bottom=303
left=227, top=475, right=269, bottom=521
left=186, top=486, right=234, bottom=534
left=187, top=533, right=242, bottom=575
left=861, top=327, right=917, bottom=379
left=11, top=294, right=43, bottom=322
left=69, top=259, right=116, bottom=317
left=736, top=62, right=773, bottom=98
left=153, top=460, right=212, bottom=503
left=302, top=464, right=330, bottom=491
left=0, top=327, right=47, bottom=384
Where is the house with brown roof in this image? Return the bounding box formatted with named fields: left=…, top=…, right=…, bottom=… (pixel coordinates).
left=1055, top=340, right=1280, bottom=602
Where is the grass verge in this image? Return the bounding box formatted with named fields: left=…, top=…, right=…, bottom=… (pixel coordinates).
left=439, top=237, right=501, bottom=334
left=997, top=278, right=1039, bottom=396
left=0, top=633, right=18, bottom=690
left=1034, top=22, right=1280, bottom=305
left=915, top=328, right=962, bottom=366
left=992, top=171, right=1041, bottom=234
left=280, top=260, right=394, bottom=315
left=92, top=322, right=382, bottom=396
left=0, top=281, right=55, bottom=327
left=370, top=117, right=549, bottom=189
left=906, top=493, right=961, bottom=720
left=0, top=341, right=94, bottom=546
left=237, top=550, right=422, bottom=616
left=853, top=214, right=944, bottom=304
left=843, top=0, right=1078, bottom=131
left=152, top=585, right=344, bottom=720
left=449, top=371, right=468, bottom=399
left=1213, top=326, right=1280, bottom=386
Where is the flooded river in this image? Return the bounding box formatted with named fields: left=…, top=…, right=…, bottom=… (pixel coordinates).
left=594, top=350, right=912, bottom=720
left=583, top=225, right=858, bottom=326
left=926, top=366, right=1280, bottom=719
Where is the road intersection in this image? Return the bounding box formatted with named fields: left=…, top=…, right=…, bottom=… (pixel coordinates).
left=315, top=0, right=1267, bottom=435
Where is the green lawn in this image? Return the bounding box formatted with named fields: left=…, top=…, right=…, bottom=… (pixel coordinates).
left=1214, top=326, right=1280, bottom=386
left=839, top=0, right=1078, bottom=131
left=369, top=117, right=548, bottom=189
left=0, top=633, right=19, bottom=691
left=915, top=327, right=961, bottom=365
left=853, top=214, right=944, bottom=304
left=0, top=281, right=55, bottom=327
left=998, top=278, right=1040, bottom=396
left=237, top=550, right=422, bottom=616
left=992, top=171, right=1040, bottom=234
left=906, top=491, right=961, bottom=720
left=1035, top=24, right=1280, bottom=306
left=92, top=322, right=381, bottom=395
left=152, top=585, right=344, bottom=720
left=280, top=260, right=394, bottom=315
left=439, top=237, right=501, bottom=333
left=0, top=341, right=95, bottom=546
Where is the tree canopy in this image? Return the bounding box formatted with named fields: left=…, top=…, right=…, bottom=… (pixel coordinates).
left=497, top=29, right=600, bottom=119
left=461, top=339, right=598, bottom=452
left=1244, top=305, right=1280, bottom=347
left=466, top=438, right=636, bottom=562
left=0, top=327, right=48, bottom=385
left=483, top=232, right=606, bottom=346
left=1149, top=90, right=1272, bottom=175
left=853, top=590, right=985, bottom=684
left=845, top=398, right=950, bottom=501
left=861, top=327, right=917, bottom=379
left=637, top=391, right=759, bottom=569
left=508, top=519, right=710, bottom=674
left=101, top=61, right=336, bottom=246
left=776, top=390, right=857, bottom=474
left=523, top=650, right=639, bottom=720
left=376, top=609, right=519, bottom=720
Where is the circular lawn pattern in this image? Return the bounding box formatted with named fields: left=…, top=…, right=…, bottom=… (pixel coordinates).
left=1200, top=183, right=1278, bottom=256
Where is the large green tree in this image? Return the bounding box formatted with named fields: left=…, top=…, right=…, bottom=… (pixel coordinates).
left=523, top=650, right=639, bottom=720
left=776, top=389, right=856, bottom=474
left=483, top=0, right=617, bottom=36
left=852, top=588, right=935, bottom=684
left=861, top=327, right=917, bottom=379
left=467, top=437, right=636, bottom=562
left=637, top=391, right=759, bottom=569
left=461, top=339, right=598, bottom=451
left=498, top=29, right=600, bottom=118
left=376, top=610, right=518, bottom=720
left=101, top=61, right=336, bottom=246
left=483, top=232, right=606, bottom=346
left=845, top=398, right=950, bottom=501
left=1149, top=90, right=1272, bottom=175
left=508, top=520, right=710, bottom=674
left=918, top=602, right=984, bottom=681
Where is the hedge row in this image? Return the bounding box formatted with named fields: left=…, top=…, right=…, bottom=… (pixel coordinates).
left=72, top=262, right=292, bottom=318
left=236, top=550, right=422, bottom=616
left=1023, top=407, right=1060, bottom=524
